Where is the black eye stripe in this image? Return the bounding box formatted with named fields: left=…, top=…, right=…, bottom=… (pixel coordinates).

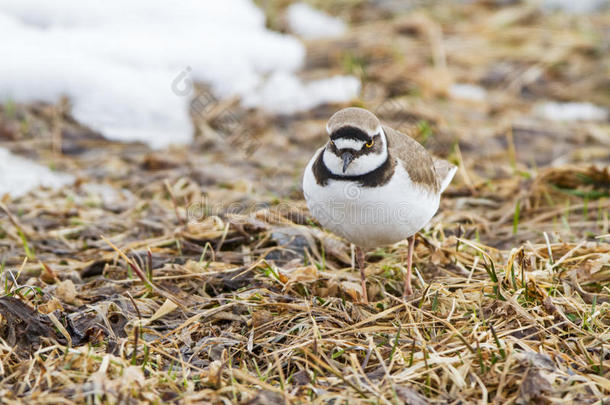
left=328, top=132, right=382, bottom=158
left=330, top=126, right=372, bottom=142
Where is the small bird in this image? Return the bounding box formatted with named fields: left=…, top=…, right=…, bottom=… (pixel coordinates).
left=303, top=107, right=456, bottom=303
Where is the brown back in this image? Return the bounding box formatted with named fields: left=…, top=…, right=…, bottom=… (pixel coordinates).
left=383, top=125, right=439, bottom=193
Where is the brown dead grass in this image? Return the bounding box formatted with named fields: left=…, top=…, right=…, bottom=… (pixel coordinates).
left=0, top=1, right=609, bottom=404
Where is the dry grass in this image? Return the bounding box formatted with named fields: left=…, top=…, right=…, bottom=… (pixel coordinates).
left=0, top=1, right=609, bottom=403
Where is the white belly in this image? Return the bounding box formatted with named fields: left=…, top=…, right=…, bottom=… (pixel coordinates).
left=303, top=151, right=440, bottom=249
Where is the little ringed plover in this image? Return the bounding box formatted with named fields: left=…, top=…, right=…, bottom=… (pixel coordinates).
left=303, top=107, right=456, bottom=303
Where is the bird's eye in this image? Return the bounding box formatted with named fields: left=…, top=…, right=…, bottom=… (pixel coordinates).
left=365, top=140, right=374, bottom=148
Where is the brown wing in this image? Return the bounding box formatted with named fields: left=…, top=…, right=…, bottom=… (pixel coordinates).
left=433, top=156, right=457, bottom=192
left=383, top=125, right=439, bottom=193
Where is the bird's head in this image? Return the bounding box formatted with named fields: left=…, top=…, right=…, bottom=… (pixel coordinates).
left=323, top=107, right=388, bottom=176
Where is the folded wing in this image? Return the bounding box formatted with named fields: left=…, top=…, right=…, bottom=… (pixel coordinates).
left=433, top=157, right=457, bottom=193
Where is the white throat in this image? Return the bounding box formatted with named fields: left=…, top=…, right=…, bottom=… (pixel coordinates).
left=322, top=129, right=388, bottom=176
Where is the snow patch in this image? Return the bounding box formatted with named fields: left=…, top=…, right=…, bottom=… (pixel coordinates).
left=540, top=0, right=609, bottom=13
left=242, top=72, right=360, bottom=114
left=286, top=3, right=347, bottom=39
left=449, top=83, right=487, bottom=102
left=0, top=148, right=74, bottom=198
left=534, top=102, right=608, bottom=122
left=0, top=1, right=359, bottom=148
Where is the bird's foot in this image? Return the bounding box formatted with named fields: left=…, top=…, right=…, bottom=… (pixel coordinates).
left=402, top=285, right=414, bottom=299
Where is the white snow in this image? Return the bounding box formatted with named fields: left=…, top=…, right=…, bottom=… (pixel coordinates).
left=540, top=0, right=609, bottom=13
left=0, top=0, right=359, bottom=148
left=0, top=148, right=74, bottom=198
left=242, top=72, right=360, bottom=114
left=449, top=83, right=487, bottom=102
left=286, top=3, right=347, bottom=39
left=534, top=101, right=608, bottom=122
left=0, top=0, right=361, bottom=197
left=80, top=182, right=135, bottom=208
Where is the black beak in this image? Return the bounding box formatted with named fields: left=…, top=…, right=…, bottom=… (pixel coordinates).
left=341, top=151, right=354, bottom=173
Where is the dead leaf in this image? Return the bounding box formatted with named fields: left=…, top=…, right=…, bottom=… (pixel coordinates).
left=55, top=279, right=82, bottom=305
left=38, top=297, right=64, bottom=314
left=245, top=390, right=285, bottom=405
left=281, top=265, right=318, bottom=290
left=252, top=309, right=274, bottom=330
left=518, top=369, right=552, bottom=404
left=341, top=281, right=363, bottom=302
left=395, top=385, right=428, bottom=405
left=316, top=234, right=351, bottom=264
left=143, top=298, right=178, bottom=325
left=0, top=297, right=61, bottom=351
left=206, top=360, right=223, bottom=387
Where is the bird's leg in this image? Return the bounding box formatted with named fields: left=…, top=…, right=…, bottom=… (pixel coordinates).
left=403, top=236, right=415, bottom=297
left=355, top=246, right=368, bottom=304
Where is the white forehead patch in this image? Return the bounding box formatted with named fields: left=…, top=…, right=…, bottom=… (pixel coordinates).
left=333, top=139, right=364, bottom=150
left=323, top=131, right=388, bottom=177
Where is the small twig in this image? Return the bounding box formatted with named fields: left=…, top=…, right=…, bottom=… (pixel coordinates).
left=0, top=201, right=31, bottom=240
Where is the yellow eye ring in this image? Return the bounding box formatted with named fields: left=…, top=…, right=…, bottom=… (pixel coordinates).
left=365, top=140, right=374, bottom=148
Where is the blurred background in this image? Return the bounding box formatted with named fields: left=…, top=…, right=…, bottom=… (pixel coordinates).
left=0, top=0, right=609, bottom=243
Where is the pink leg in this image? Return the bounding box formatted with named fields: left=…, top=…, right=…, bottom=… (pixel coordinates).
left=403, top=236, right=415, bottom=297
left=355, top=246, right=368, bottom=304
